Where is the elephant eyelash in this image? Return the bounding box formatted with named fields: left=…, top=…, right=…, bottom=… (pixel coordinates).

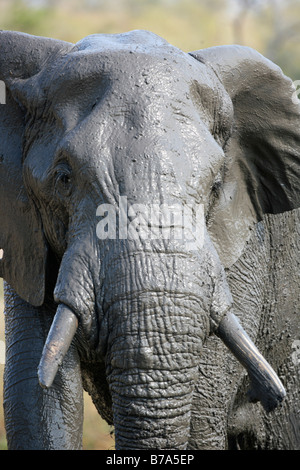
left=206, top=175, right=224, bottom=221
left=57, top=172, right=71, bottom=185
left=54, top=167, right=73, bottom=197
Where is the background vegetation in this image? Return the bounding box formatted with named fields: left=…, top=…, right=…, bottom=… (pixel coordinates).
left=1, top=0, right=300, bottom=78
left=0, top=0, right=299, bottom=450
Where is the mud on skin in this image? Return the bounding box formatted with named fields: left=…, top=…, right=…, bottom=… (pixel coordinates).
left=0, top=30, right=299, bottom=450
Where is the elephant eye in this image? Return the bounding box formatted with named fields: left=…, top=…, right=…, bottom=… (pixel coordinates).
left=55, top=166, right=72, bottom=197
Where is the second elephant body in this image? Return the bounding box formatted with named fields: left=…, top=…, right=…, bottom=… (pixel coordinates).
left=190, top=208, right=300, bottom=449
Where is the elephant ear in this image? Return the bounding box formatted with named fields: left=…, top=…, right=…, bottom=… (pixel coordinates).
left=190, top=45, right=300, bottom=268
left=0, top=31, right=72, bottom=306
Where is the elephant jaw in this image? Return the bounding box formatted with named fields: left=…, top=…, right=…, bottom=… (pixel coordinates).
left=38, top=303, right=78, bottom=388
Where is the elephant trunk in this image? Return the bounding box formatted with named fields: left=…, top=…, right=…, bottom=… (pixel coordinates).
left=105, top=292, right=205, bottom=450
left=100, top=243, right=231, bottom=449
left=109, top=368, right=195, bottom=449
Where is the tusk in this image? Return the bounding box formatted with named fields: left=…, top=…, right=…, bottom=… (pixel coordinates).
left=38, top=303, right=78, bottom=389
left=217, top=311, right=286, bottom=412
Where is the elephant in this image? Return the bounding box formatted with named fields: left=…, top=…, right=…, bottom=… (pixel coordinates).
left=0, top=29, right=299, bottom=450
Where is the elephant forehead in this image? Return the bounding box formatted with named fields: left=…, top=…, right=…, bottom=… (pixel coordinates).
left=44, top=32, right=214, bottom=110
left=75, top=30, right=172, bottom=52
left=40, top=50, right=223, bottom=161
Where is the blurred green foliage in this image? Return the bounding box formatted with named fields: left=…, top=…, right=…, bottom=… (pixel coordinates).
left=0, top=0, right=300, bottom=78
left=0, top=0, right=299, bottom=451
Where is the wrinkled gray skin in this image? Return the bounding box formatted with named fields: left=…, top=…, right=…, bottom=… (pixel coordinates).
left=0, top=30, right=299, bottom=450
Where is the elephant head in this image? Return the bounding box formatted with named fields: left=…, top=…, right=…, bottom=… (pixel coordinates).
left=0, top=30, right=299, bottom=450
